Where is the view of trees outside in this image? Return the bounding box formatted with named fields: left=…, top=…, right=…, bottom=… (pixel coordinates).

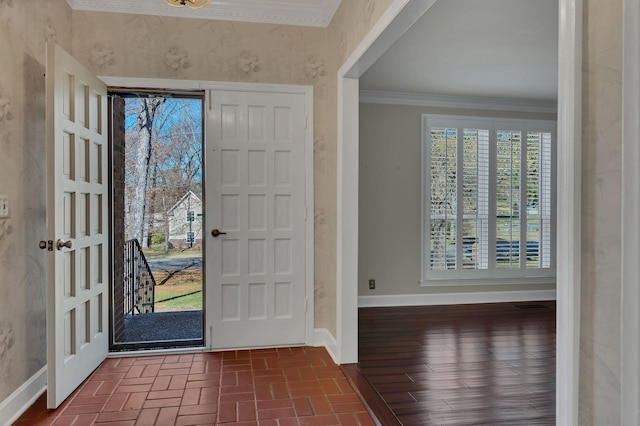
left=429, top=125, right=552, bottom=272
left=462, top=129, right=489, bottom=270
left=496, top=130, right=552, bottom=269
left=125, top=97, right=203, bottom=250
left=429, top=127, right=457, bottom=271
left=496, top=130, right=522, bottom=268
left=124, top=95, right=204, bottom=314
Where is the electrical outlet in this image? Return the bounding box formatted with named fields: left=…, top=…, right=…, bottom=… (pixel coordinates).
left=368, top=279, right=375, bottom=290
left=0, top=195, right=8, bottom=219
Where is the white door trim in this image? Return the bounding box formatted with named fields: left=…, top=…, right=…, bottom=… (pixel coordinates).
left=555, top=1, right=583, bottom=424
left=621, top=0, right=640, bottom=422
left=336, top=2, right=582, bottom=426
left=100, top=77, right=315, bottom=347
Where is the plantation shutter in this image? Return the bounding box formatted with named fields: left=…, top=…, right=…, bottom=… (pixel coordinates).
left=423, top=115, right=555, bottom=283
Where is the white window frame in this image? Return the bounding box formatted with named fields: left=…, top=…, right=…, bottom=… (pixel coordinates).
left=421, top=114, right=557, bottom=286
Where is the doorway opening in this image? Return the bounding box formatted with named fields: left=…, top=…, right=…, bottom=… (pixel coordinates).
left=337, top=0, right=581, bottom=422
left=110, top=89, right=205, bottom=350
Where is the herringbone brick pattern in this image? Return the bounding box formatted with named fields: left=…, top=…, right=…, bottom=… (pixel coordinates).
left=15, top=347, right=374, bottom=425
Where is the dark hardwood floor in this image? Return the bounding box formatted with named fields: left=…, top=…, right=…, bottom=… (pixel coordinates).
left=348, top=301, right=556, bottom=425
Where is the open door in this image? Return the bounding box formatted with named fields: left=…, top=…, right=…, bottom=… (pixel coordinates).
left=205, top=89, right=307, bottom=349
left=46, top=43, right=109, bottom=408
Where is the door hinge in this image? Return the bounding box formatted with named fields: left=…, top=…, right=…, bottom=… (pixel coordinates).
left=305, top=114, right=308, bottom=130
left=304, top=207, right=308, bottom=221
left=304, top=299, right=308, bottom=313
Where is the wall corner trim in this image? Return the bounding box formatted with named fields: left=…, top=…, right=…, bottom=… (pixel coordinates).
left=0, top=366, right=47, bottom=426
left=313, top=328, right=338, bottom=363
left=358, top=289, right=557, bottom=308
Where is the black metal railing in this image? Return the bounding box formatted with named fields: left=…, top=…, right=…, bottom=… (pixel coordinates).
left=124, top=238, right=155, bottom=315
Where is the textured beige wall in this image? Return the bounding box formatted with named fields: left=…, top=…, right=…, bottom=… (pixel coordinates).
left=71, top=11, right=326, bottom=86
left=579, top=0, right=623, bottom=422
left=359, top=103, right=556, bottom=296
left=0, top=0, right=72, bottom=402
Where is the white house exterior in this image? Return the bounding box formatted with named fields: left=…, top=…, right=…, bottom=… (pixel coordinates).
left=167, top=191, right=203, bottom=248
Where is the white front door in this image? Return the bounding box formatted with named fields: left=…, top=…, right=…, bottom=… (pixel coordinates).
left=205, top=89, right=308, bottom=349
left=46, top=43, right=109, bottom=408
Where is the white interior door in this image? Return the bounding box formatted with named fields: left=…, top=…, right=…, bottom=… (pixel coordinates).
left=46, top=43, right=109, bottom=408
left=206, top=89, right=307, bottom=349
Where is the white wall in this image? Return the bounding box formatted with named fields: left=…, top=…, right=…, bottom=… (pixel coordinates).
left=358, top=102, right=557, bottom=297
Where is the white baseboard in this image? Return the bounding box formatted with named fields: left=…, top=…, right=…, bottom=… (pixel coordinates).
left=312, top=328, right=338, bottom=363
left=0, top=366, right=47, bottom=426
left=358, top=289, right=556, bottom=308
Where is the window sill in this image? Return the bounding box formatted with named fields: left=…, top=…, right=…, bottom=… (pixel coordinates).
left=420, top=276, right=556, bottom=287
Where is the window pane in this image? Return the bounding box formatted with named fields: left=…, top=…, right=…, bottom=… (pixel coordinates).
left=462, top=129, right=489, bottom=270
left=430, top=127, right=457, bottom=270
left=496, top=130, right=521, bottom=269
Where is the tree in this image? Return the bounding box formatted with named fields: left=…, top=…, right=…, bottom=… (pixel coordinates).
left=124, top=96, right=203, bottom=250
left=125, top=97, right=165, bottom=244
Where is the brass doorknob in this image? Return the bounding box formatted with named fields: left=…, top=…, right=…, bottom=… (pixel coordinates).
left=211, top=229, right=227, bottom=237
left=56, top=239, right=73, bottom=250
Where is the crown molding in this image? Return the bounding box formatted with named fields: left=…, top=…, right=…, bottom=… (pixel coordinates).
left=360, top=90, right=558, bottom=114
left=65, top=0, right=341, bottom=27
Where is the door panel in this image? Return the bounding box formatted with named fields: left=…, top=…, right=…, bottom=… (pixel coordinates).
left=206, top=90, right=307, bottom=349
left=46, top=43, right=109, bottom=408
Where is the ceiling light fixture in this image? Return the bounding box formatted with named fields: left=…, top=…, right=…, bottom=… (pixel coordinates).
left=165, top=0, right=211, bottom=9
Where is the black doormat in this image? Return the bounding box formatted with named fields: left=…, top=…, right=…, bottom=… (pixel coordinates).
left=122, top=310, right=203, bottom=342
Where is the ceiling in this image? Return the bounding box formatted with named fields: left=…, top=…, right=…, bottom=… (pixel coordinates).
left=360, top=0, right=558, bottom=102
left=64, top=0, right=341, bottom=27
left=66, top=0, right=558, bottom=102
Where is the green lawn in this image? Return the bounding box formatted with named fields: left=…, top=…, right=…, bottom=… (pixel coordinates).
left=153, top=269, right=203, bottom=312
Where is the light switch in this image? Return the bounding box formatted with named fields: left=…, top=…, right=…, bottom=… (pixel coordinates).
left=0, top=195, right=8, bottom=219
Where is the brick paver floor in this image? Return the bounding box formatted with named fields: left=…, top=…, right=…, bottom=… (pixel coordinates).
left=15, top=347, right=374, bottom=425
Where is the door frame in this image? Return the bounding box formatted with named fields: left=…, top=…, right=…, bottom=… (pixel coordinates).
left=101, top=77, right=315, bottom=349
left=335, top=1, right=582, bottom=425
